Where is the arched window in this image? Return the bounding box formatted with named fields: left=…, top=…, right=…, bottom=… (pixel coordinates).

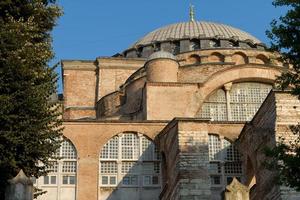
left=200, top=82, right=272, bottom=121
left=208, top=134, right=242, bottom=188
left=187, top=54, right=201, bottom=65
left=200, top=89, right=227, bottom=121
left=232, top=52, right=248, bottom=65
left=36, top=139, right=77, bottom=200
left=99, top=133, right=161, bottom=188
left=208, top=52, right=225, bottom=62
left=256, top=54, right=269, bottom=65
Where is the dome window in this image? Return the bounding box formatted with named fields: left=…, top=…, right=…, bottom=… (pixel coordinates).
left=154, top=43, right=161, bottom=52
left=229, top=41, right=239, bottom=47
left=171, top=41, right=180, bottom=55
left=190, top=39, right=200, bottom=50
left=209, top=39, right=220, bottom=48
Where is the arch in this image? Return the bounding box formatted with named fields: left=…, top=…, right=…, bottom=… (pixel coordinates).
left=256, top=54, right=269, bottom=65
left=99, top=132, right=161, bottom=199
left=191, top=66, right=281, bottom=119
left=232, top=52, right=248, bottom=65
left=208, top=52, right=225, bottom=62
left=187, top=54, right=201, bottom=65
left=201, top=66, right=281, bottom=100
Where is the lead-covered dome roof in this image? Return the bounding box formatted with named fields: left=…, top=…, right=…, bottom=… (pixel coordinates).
left=122, top=21, right=265, bottom=58
left=132, top=21, right=261, bottom=47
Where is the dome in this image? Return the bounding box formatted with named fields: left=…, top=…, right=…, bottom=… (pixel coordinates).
left=123, top=21, right=265, bottom=58
left=132, top=21, right=261, bottom=48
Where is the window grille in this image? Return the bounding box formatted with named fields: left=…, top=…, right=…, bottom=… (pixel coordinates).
left=62, top=161, right=77, bottom=173
left=208, top=134, right=242, bottom=188
left=100, top=136, right=118, bottom=159
left=208, top=135, right=221, bottom=160
left=201, top=89, right=227, bottom=121
left=99, top=133, right=161, bottom=188
left=223, top=139, right=240, bottom=161
left=142, top=137, right=154, bottom=160
left=121, top=134, right=139, bottom=160
left=101, top=162, right=118, bottom=174
left=46, top=161, right=58, bottom=173
left=37, top=139, right=77, bottom=190
left=61, top=140, right=77, bottom=159
left=200, top=82, right=272, bottom=121
left=224, top=162, right=242, bottom=174
left=121, top=162, right=138, bottom=174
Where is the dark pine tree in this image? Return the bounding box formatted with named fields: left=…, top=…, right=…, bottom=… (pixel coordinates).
left=0, top=0, right=62, bottom=198
left=266, top=0, right=300, bottom=191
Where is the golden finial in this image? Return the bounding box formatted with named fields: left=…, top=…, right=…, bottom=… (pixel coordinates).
left=189, top=4, right=195, bottom=22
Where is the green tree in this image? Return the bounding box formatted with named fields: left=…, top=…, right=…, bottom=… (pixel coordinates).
left=0, top=0, right=62, bottom=198
left=266, top=0, right=300, bottom=191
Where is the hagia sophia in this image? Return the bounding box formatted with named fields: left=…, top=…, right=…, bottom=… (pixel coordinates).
left=35, top=5, right=300, bottom=200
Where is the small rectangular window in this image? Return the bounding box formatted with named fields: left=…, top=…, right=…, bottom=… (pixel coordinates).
left=44, top=176, right=49, bottom=184
left=69, top=176, right=76, bottom=184
left=110, top=176, right=116, bottom=185
left=62, top=175, right=76, bottom=185
left=50, top=176, right=56, bottom=184
left=143, top=175, right=159, bottom=186
left=143, top=176, right=151, bottom=185
left=211, top=176, right=221, bottom=185
left=122, top=175, right=138, bottom=186
left=63, top=176, right=68, bottom=184
left=102, top=176, right=108, bottom=185
left=152, top=176, right=159, bottom=185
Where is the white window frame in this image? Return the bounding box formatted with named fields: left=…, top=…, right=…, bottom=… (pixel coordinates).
left=35, top=139, right=77, bottom=191
left=200, top=82, right=272, bottom=121
left=99, top=133, right=161, bottom=188
left=208, top=134, right=243, bottom=188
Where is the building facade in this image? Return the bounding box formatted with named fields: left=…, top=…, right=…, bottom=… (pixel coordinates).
left=35, top=19, right=300, bottom=200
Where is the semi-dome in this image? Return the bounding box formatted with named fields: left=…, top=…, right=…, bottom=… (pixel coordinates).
left=123, top=21, right=266, bottom=58
left=132, top=21, right=261, bottom=47
left=147, top=51, right=176, bottom=61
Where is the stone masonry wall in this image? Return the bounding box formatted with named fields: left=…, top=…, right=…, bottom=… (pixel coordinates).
left=237, top=91, right=300, bottom=200
left=158, top=120, right=211, bottom=200
left=274, top=92, right=300, bottom=200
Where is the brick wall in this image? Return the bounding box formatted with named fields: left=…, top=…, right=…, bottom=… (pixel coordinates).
left=237, top=91, right=300, bottom=200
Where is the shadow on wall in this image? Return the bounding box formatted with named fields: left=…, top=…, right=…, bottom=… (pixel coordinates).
left=99, top=132, right=161, bottom=200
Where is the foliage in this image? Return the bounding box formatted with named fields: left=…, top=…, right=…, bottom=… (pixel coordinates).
left=267, top=0, right=300, bottom=95
left=266, top=0, right=300, bottom=190
left=265, top=125, right=300, bottom=190
left=0, top=0, right=62, bottom=198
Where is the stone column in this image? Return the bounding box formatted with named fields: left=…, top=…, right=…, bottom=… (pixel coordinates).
left=224, top=82, right=232, bottom=121
left=5, top=170, right=33, bottom=200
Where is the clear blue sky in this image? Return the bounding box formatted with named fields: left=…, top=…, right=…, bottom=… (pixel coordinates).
left=52, top=0, right=287, bottom=93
